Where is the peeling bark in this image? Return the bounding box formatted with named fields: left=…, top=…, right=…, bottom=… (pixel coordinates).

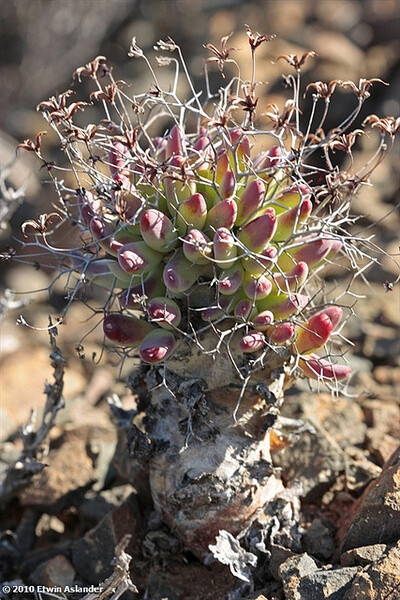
left=132, top=330, right=292, bottom=558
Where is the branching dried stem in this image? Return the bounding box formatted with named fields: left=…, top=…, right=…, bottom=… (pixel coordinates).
left=0, top=163, right=27, bottom=234
left=0, top=318, right=65, bottom=507
left=81, top=535, right=138, bottom=599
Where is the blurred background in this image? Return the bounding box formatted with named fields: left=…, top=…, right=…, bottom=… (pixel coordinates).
left=0, top=3, right=399, bottom=593
left=0, top=0, right=399, bottom=437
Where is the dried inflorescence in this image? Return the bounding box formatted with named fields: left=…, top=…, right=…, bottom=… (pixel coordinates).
left=16, top=31, right=398, bottom=390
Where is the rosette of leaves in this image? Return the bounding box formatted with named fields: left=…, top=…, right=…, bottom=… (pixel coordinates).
left=77, top=126, right=350, bottom=386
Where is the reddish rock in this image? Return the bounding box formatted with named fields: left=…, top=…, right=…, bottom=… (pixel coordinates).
left=373, top=365, right=400, bottom=386
left=0, top=346, right=86, bottom=438
left=365, top=429, right=399, bottom=466
left=342, top=541, right=400, bottom=600
left=362, top=399, right=400, bottom=437
left=338, top=446, right=400, bottom=552
left=30, top=554, right=75, bottom=587
left=340, top=544, right=388, bottom=567
left=272, top=419, right=345, bottom=501
left=18, top=426, right=116, bottom=509
left=144, top=563, right=238, bottom=600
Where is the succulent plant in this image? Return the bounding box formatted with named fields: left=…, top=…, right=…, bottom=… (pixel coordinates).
left=70, top=121, right=353, bottom=383
left=15, top=31, right=398, bottom=558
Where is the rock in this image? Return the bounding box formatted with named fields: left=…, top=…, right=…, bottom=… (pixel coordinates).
left=243, top=591, right=278, bottom=600
left=308, top=395, right=366, bottom=448
left=278, top=552, right=319, bottom=584
left=349, top=367, right=400, bottom=406
left=35, top=514, right=65, bottom=538
left=295, top=567, right=360, bottom=600
left=275, top=390, right=376, bottom=501
left=142, top=529, right=180, bottom=559
left=144, top=572, right=180, bottom=600
left=365, top=429, right=399, bottom=466
left=314, top=0, right=361, bottom=32
left=0, top=345, right=86, bottom=438
left=342, top=450, right=382, bottom=493
left=362, top=399, right=400, bottom=436
left=382, top=239, right=400, bottom=281
left=0, top=410, right=16, bottom=444
left=112, top=427, right=152, bottom=501
left=86, top=428, right=117, bottom=493
left=143, top=562, right=238, bottom=600
left=18, top=425, right=117, bottom=510
left=29, top=554, right=75, bottom=588
left=80, top=484, right=133, bottom=523
left=340, top=544, right=388, bottom=567
left=360, top=396, right=400, bottom=466
left=343, top=541, right=400, bottom=600
left=279, top=553, right=360, bottom=600
left=273, top=419, right=344, bottom=502
left=338, top=446, right=400, bottom=552
left=84, top=367, right=115, bottom=406
left=302, top=519, right=335, bottom=561
left=251, top=591, right=284, bottom=600
left=55, top=395, right=113, bottom=430
left=268, top=543, right=296, bottom=581
left=71, top=492, right=142, bottom=584
left=363, top=323, right=400, bottom=365
left=313, top=31, right=365, bottom=77
left=18, top=428, right=95, bottom=509
left=373, top=365, right=400, bottom=386
left=0, top=442, right=23, bottom=475
left=0, top=130, right=40, bottom=199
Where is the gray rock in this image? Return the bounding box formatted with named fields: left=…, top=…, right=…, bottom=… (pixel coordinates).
left=144, top=573, right=180, bottom=600
left=268, top=544, right=296, bottom=581
left=296, top=567, right=360, bottom=600
left=314, top=399, right=366, bottom=449
left=71, top=492, right=142, bottom=584
left=343, top=455, right=382, bottom=493
left=80, top=484, right=133, bottom=522
left=142, top=529, right=180, bottom=558
left=112, top=428, right=152, bottom=501
left=280, top=555, right=358, bottom=600
left=283, top=383, right=366, bottom=448
left=303, top=519, right=335, bottom=561
left=278, top=552, right=319, bottom=583
left=363, top=328, right=400, bottom=365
